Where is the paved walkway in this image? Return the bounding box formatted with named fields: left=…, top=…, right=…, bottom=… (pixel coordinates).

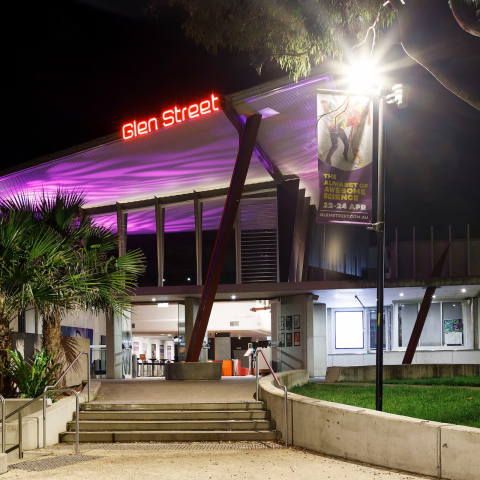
left=93, top=377, right=257, bottom=403
left=6, top=444, right=427, bottom=480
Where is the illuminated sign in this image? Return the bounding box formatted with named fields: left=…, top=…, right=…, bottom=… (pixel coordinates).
left=122, top=93, right=220, bottom=140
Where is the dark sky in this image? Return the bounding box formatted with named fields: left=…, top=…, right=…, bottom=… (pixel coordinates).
left=9, top=0, right=480, bottom=237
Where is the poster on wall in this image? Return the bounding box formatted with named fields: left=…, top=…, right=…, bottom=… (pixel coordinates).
left=294, top=315, right=300, bottom=330
left=286, top=316, right=293, bottom=330
left=167, top=345, right=172, bottom=361
left=133, top=342, right=139, bottom=354
left=294, top=332, right=300, bottom=346
left=317, top=91, right=373, bottom=225
left=444, top=319, right=463, bottom=345
left=278, top=317, right=285, bottom=331
left=60, top=326, right=94, bottom=345
left=160, top=345, right=165, bottom=359
left=279, top=333, right=285, bottom=347
left=286, top=332, right=293, bottom=347
left=143, top=343, right=147, bottom=355
left=151, top=344, right=156, bottom=359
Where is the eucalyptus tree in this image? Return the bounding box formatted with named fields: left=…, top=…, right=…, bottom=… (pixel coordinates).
left=150, top=0, right=480, bottom=110
left=0, top=191, right=145, bottom=370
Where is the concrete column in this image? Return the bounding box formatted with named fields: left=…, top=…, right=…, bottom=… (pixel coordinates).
left=307, top=304, right=327, bottom=378
left=185, top=297, right=199, bottom=353
left=270, top=300, right=281, bottom=370
left=106, top=309, right=123, bottom=379
left=474, top=297, right=479, bottom=351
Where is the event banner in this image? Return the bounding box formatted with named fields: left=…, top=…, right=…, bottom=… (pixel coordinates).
left=317, top=91, right=373, bottom=225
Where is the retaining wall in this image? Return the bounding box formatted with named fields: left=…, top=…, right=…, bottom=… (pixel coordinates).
left=2, top=381, right=101, bottom=461
left=325, top=363, right=480, bottom=383
left=259, top=370, right=480, bottom=480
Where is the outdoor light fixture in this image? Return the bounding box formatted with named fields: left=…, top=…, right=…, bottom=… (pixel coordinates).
left=157, top=303, right=168, bottom=308
left=461, top=288, right=466, bottom=292
left=399, top=293, right=404, bottom=297
left=345, top=58, right=381, bottom=92
left=433, top=295, right=436, bottom=299
left=187, top=277, right=191, bottom=281
left=231, top=295, right=237, bottom=300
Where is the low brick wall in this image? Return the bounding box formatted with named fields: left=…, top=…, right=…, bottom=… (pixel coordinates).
left=325, top=363, right=480, bottom=383
left=259, top=370, right=480, bottom=480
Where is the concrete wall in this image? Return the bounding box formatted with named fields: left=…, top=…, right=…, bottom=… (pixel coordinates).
left=259, top=370, right=480, bottom=480
left=307, top=304, right=327, bottom=377
left=325, top=363, right=480, bottom=383
left=214, top=337, right=231, bottom=361
left=2, top=381, right=101, bottom=461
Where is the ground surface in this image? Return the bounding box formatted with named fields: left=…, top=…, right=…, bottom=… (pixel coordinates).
left=6, top=444, right=430, bottom=480
left=94, top=377, right=258, bottom=403
left=291, top=383, right=480, bottom=428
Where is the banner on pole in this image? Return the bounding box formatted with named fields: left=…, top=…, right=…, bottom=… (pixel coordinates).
left=317, top=91, right=373, bottom=225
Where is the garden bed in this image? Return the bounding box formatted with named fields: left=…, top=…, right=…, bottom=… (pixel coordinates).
left=290, top=382, right=480, bottom=428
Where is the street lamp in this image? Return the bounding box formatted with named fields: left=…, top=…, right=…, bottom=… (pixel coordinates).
left=346, top=60, right=407, bottom=411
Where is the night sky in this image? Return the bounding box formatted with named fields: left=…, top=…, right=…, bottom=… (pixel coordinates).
left=8, top=0, right=480, bottom=239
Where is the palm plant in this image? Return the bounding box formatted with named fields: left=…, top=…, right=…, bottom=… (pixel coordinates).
left=0, top=190, right=145, bottom=391
left=0, top=349, right=60, bottom=398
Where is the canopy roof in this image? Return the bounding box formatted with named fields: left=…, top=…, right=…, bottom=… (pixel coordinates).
left=0, top=70, right=333, bottom=233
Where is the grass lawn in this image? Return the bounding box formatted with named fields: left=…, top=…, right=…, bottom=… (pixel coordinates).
left=290, top=382, right=480, bottom=429
left=342, top=376, right=480, bottom=387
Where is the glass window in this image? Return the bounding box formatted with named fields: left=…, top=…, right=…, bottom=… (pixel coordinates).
left=442, top=302, right=463, bottom=346
left=420, top=303, right=442, bottom=346
left=335, top=311, right=364, bottom=349
left=398, top=303, right=418, bottom=347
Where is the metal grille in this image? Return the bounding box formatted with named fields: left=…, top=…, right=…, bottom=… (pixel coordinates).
left=9, top=455, right=103, bottom=472
left=240, top=199, right=278, bottom=283
left=45, top=442, right=282, bottom=451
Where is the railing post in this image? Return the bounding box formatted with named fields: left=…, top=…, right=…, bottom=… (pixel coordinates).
left=0, top=395, right=5, bottom=454
left=18, top=410, right=22, bottom=459
left=43, top=394, right=47, bottom=448
left=74, top=392, right=79, bottom=455
left=284, top=386, right=288, bottom=448
left=255, top=350, right=259, bottom=401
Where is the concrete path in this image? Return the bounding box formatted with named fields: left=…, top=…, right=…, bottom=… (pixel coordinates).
left=6, top=444, right=427, bottom=480
left=93, top=377, right=257, bottom=403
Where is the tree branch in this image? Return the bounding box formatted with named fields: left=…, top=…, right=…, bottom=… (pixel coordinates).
left=450, top=0, right=480, bottom=37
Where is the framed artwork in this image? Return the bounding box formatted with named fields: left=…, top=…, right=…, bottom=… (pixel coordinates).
left=294, top=315, right=300, bottom=330
left=160, top=345, right=165, bottom=359
left=286, top=332, right=293, bottom=347
left=286, top=315, right=293, bottom=331
left=278, top=316, right=285, bottom=331
left=151, top=344, right=156, bottom=359
left=279, top=333, right=285, bottom=347
left=294, top=332, right=300, bottom=346
left=167, top=345, right=172, bottom=361
left=133, top=342, right=139, bottom=354
left=143, top=343, right=147, bottom=354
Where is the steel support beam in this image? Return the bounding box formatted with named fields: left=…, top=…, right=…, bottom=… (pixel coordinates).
left=155, top=198, right=165, bottom=287
left=116, top=203, right=127, bottom=256
left=194, top=191, right=203, bottom=285
left=235, top=211, right=242, bottom=284
left=221, top=97, right=284, bottom=184
left=402, top=242, right=451, bottom=365
left=186, top=114, right=262, bottom=362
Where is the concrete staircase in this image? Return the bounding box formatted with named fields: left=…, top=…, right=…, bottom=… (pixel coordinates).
left=59, top=402, right=278, bottom=443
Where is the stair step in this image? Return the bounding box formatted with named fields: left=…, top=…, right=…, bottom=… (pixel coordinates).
left=60, top=430, right=278, bottom=443
left=80, top=402, right=265, bottom=412
left=77, top=410, right=269, bottom=421
left=67, top=420, right=272, bottom=432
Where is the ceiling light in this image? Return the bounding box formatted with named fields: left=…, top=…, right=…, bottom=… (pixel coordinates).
left=231, top=295, right=237, bottom=300
left=432, top=295, right=436, bottom=299
left=157, top=303, right=168, bottom=308
left=453, top=304, right=456, bottom=307
left=461, top=288, right=466, bottom=293
left=152, top=298, right=156, bottom=301
left=257, top=107, right=280, bottom=118
left=187, top=277, right=191, bottom=281
left=399, top=293, right=404, bottom=297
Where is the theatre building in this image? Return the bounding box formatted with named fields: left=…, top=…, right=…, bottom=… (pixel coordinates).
left=3, top=70, right=479, bottom=379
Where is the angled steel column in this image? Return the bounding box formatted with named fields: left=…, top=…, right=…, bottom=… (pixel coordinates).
left=116, top=203, right=127, bottom=256
left=194, top=191, right=203, bottom=285
left=235, top=211, right=242, bottom=284
left=155, top=197, right=165, bottom=287
left=186, top=114, right=262, bottom=362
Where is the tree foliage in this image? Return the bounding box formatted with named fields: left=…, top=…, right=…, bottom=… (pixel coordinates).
left=150, top=0, right=480, bottom=109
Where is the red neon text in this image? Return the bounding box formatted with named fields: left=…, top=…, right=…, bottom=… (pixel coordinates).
left=122, top=94, right=220, bottom=140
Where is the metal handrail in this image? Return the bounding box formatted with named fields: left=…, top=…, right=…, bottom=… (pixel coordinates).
left=0, top=395, right=5, bottom=454
left=255, top=349, right=288, bottom=447
left=4, top=350, right=90, bottom=457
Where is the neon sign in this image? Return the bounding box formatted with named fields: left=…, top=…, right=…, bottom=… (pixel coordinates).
left=122, top=94, right=220, bottom=140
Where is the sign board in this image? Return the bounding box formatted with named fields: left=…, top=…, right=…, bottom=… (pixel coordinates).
left=317, top=90, right=374, bottom=225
